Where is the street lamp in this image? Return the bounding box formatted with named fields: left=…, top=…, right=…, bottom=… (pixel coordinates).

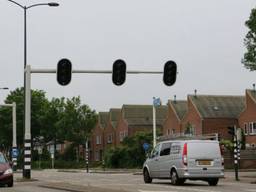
left=6, top=0, right=59, bottom=179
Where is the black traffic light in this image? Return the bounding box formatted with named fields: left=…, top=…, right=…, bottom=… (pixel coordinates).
left=57, top=58, right=72, bottom=86
left=163, top=60, right=177, bottom=86
left=228, top=126, right=235, bottom=136
left=112, top=59, right=126, bottom=86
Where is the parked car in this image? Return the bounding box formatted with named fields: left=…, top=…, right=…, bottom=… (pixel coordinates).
left=0, top=152, right=13, bottom=187
left=143, top=140, right=224, bottom=186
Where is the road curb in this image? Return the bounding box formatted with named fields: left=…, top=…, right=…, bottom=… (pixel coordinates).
left=39, top=182, right=124, bottom=192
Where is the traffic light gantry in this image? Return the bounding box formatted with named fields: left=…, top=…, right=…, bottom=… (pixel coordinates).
left=56, top=58, right=177, bottom=87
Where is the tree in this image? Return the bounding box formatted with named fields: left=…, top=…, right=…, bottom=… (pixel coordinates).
left=56, top=96, right=97, bottom=161
left=242, top=8, right=256, bottom=70
left=104, top=132, right=153, bottom=168
left=0, top=88, right=49, bottom=150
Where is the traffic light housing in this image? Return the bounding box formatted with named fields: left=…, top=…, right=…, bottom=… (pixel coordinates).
left=228, top=126, right=235, bottom=136
left=163, top=60, right=177, bottom=86
left=112, top=59, right=126, bottom=86
left=57, top=58, right=72, bottom=86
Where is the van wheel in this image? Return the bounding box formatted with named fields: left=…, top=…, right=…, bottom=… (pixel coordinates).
left=171, top=170, right=185, bottom=185
left=143, top=169, right=152, bottom=183
left=208, top=178, right=219, bottom=186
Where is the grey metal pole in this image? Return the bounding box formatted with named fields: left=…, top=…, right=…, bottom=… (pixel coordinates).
left=234, top=126, right=239, bottom=181
left=153, top=104, right=156, bottom=148
left=85, top=138, right=89, bottom=173
left=12, top=102, right=17, bottom=171
left=23, top=6, right=27, bottom=179
left=24, top=65, right=31, bottom=179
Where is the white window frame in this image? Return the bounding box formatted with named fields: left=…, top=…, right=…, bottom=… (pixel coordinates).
left=167, top=129, right=170, bottom=135
left=253, top=122, right=256, bottom=135
left=249, top=122, right=254, bottom=135
left=96, top=135, right=101, bottom=145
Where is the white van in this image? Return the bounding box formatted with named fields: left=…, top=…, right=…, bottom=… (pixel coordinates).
left=143, top=140, right=224, bottom=186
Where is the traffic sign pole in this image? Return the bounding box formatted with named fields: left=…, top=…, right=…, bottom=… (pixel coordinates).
left=234, top=126, right=239, bottom=181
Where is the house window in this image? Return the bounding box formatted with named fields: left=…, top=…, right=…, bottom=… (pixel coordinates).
left=249, top=122, right=256, bottom=135
left=171, top=129, right=175, bottom=135
left=244, top=123, right=248, bottom=135
left=167, top=129, right=170, bottom=135
left=96, top=135, right=101, bottom=145
left=253, top=122, right=256, bottom=135
left=107, top=134, right=113, bottom=144
left=184, top=123, right=195, bottom=136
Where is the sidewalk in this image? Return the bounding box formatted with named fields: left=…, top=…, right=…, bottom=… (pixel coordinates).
left=223, top=171, right=256, bottom=184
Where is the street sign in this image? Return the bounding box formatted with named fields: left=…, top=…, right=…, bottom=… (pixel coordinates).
left=153, top=97, right=161, bottom=106
left=50, top=147, right=54, bottom=155
left=12, top=148, right=19, bottom=158
left=38, top=148, right=43, bottom=155
left=143, top=143, right=150, bottom=151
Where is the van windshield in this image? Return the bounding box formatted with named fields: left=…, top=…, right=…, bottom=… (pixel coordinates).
left=188, top=142, right=220, bottom=158
left=0, top=153, right=7, bottom=164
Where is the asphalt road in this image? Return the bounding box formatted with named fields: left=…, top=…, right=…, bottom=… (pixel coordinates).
left=0, top=170, right=256, bottom=192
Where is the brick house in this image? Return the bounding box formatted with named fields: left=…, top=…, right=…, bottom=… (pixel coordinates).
left=181, top=94, right=245, bottom=140
left=239, top=89, right=256, bottom=148
left=115, top=105, right=168, bottom=145
left=90, top=112, right=108, bottom=161
left=104, top=108, right=121, bottom=149
left=163, top=99, right=187, bottom=136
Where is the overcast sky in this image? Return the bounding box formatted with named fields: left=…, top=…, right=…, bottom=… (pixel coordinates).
left=0, top=0, right=255, bottom=112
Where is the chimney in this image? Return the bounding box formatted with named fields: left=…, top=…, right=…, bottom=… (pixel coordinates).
left=194, top=89, right=197, bottom=98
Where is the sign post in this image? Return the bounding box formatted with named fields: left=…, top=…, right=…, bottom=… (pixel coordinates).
left=233, top=126, right=239, bottom=181
left=50, top=147, right=54, bottom=169
left=153, top=97, right=161, bottom=148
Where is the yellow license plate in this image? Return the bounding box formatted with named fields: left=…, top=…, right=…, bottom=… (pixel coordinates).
left=198, top=160, right=211, bottom=166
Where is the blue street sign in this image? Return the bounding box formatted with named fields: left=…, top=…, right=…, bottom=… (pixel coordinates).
left=12, top=148, right=19, bottom=158
left=153, top=97, right=161, bottom=106
left=143, top=143, right=150, bottom=151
